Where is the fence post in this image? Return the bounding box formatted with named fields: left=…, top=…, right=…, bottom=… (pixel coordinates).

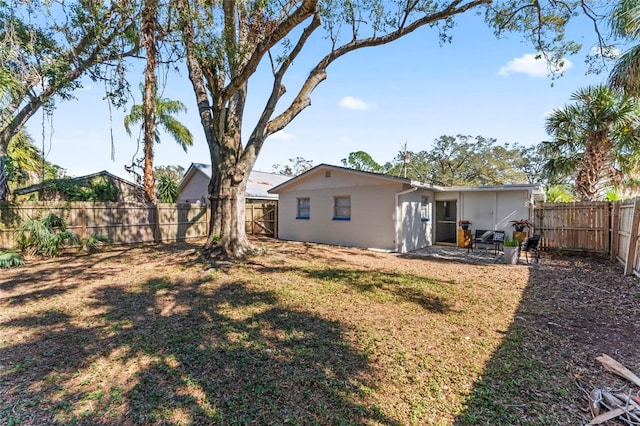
left=154, top=203, right=162, bottom=243
left=274, top=202, right=278, bottom=238
left=624, top=198, right=640, bottom=276
left=610, top=201, right=619, bottom=262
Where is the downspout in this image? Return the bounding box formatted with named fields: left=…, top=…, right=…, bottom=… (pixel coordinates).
left=395, top=186, right=418, bottom=253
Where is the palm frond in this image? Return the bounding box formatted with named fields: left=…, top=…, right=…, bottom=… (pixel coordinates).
left=0, top=250, right=25, bottom=268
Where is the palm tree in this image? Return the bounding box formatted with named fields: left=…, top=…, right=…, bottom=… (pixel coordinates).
left=7, top=130, right=43, bottom=189
left=0, top=69, right=20, bottom=200
left=156, top=173, right=179, bottom=203
left=545, top=185, right=576, bottom=202
left=609, top=0, right=640, bottom=95
left=542, top=85, right=640, bottom=201
left=124, top=88, right=193, bottom=202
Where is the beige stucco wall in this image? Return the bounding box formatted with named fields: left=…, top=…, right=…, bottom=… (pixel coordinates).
left=459, top=190, right=531, bottom=232
left=276, top=168, right=434, bottom=252
left=277, top=184, right=399, bottom=250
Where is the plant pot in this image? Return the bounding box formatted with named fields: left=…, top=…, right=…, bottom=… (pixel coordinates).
left=514, top=225, right=525, bottom=232
left=503, top=246, right=519, bottom=265
left=460, top=224, right=469, bottom=230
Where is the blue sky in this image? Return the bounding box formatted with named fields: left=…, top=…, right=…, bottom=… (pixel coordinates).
left=25, top=11, right=615, bottom=181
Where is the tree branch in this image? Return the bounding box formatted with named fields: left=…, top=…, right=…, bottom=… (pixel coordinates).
left=267, top=0, right=490, bottom=134
left=223, top=0, right=318, bottom=100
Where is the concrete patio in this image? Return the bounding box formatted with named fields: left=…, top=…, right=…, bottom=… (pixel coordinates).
left=406, top=244, right=540, bottom=266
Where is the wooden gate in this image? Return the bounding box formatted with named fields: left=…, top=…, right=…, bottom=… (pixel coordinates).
left=245, top=202, right=278, bottom=237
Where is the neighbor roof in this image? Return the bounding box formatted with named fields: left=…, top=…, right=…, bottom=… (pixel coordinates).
left=179, top=163, right=291, bottom=200
left=14, top=170, right=141, bottom=195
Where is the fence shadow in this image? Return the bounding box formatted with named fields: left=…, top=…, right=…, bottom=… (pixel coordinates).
left=455, top=255, right=636, bottom=425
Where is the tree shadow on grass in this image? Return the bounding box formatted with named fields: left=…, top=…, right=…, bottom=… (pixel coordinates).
left=302, top=267, right=453, bottom=314
left=1, top=274, right=401, bottom=425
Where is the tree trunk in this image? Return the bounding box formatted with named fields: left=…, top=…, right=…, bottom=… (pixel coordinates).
left=577, top=140, right=612, bottom=201
left=0, top=154, right=9, bottom=200
left=142, top=0, right=157, bottom=204
left=204, top=162, right=252, bottom=258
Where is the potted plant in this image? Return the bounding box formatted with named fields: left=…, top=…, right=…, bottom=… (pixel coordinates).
left=502, top=235, right=520, bottom=264
left=510, top=219, right=531, bottom=233
left=458, top=219, right=471, bottom=230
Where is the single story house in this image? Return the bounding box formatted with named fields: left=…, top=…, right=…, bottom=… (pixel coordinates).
left=268, top=164, right=545, bottom=253
left=14, top=171, right=143, bottom=203
left=177, top=163, right=291, bottom=204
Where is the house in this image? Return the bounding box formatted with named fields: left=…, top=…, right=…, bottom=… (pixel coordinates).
left=13, top=171, right=143, bottom=202
left=177, top=163, right=291, bottom=204
left=268, top=164, right=544, bottom=253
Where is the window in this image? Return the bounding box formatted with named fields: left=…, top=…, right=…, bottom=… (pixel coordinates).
left=297, top=197, right=310, bottom=219
left=333, top=196, right=351, bottom=220
left=420, top=195, right=430, bottom=221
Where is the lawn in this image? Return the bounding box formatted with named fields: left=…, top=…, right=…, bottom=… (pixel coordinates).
left=1, top=237, right=638, bottom=425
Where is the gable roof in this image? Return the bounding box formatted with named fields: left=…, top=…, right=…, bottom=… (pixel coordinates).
left=178, top=163, right=291, bottom=200
left=14, top=170, right=141, bottom=195
left=268, top=163, right=444, bottom=194
left=268, top=163, right=544, bottom=197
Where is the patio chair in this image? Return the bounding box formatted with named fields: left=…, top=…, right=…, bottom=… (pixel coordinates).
left=469, top=230, right=495, bottom=253
left=519, top=234, right=541, bottom=264
left=492, top=230, right=505, bottom=255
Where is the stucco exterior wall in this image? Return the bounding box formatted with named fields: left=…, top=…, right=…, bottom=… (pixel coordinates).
left=495, top=191, right=531, bottom=229
left=460, top=190, right=531, bottom=232
left=277, top=179, right=404, bottom=251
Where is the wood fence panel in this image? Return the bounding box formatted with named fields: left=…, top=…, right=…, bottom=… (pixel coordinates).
left=616, top=201, right=634, bottom=266
left=0, top=201, right=274, bottom=249
left=156, top=204, right=208, bottom=242
left=534, top=201, right=610, bottom=253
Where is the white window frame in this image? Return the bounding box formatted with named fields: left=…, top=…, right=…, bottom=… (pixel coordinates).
left=333, top=196, right=351, bottom=220
left=420, top=195, right=430, bottom=221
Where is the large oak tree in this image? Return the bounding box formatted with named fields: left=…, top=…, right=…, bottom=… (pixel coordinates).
left=174, top=0, right=604, bottom=258
left=0, top=0, right=141, bottom=200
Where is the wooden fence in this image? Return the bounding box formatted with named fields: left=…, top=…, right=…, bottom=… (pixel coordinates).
left=534, top=201, right=611, bottom=253
left=0, top=201, right=278, bottom=249
left=533, top=200, right=640, bottom=276
left=610, top=199, right=640, bottom=276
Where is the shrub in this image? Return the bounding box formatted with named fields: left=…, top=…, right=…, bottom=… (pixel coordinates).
left=16, top=213, right=79, bottom=257
left=81, top=233, right=111, bottom=253
left=0, top=250, right=25, bottom=268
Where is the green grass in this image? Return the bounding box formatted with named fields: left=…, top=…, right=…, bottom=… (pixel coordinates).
left=0, top=239, right=601, bottom=425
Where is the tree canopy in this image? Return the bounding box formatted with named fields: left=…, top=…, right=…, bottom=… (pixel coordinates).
left=0, top=0, right=141, bottom=200
left=172, top=0, right=607, bottom=256
left=542, top=84, right=640, bottom=201
left=1, top=0, right=622, bottom=257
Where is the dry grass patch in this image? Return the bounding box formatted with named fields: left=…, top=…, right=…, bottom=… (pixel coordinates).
left=1, top=238, right=635, bottom=425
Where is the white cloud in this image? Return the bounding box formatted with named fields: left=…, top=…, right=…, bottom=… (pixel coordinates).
left=590, top=45, right=622, bottom=60
left=339, top=96, right=374, bottom=110
left=497, top=53, right=573, bottom=78
left=268, top=130, right=294, bottom=141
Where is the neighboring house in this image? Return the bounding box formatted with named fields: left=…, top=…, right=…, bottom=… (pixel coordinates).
left=13, top=171, right=143, bottom=203
left=268, top=164, right=544, bottom=253
left=177, top=162, right=291, bottom=204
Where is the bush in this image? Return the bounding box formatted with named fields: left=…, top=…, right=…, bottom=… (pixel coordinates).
left=82, top=233, right=111, bottom=253
left=16, top=213, right=79, bottom=257
left=0, top=250, right=25, bottom=268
